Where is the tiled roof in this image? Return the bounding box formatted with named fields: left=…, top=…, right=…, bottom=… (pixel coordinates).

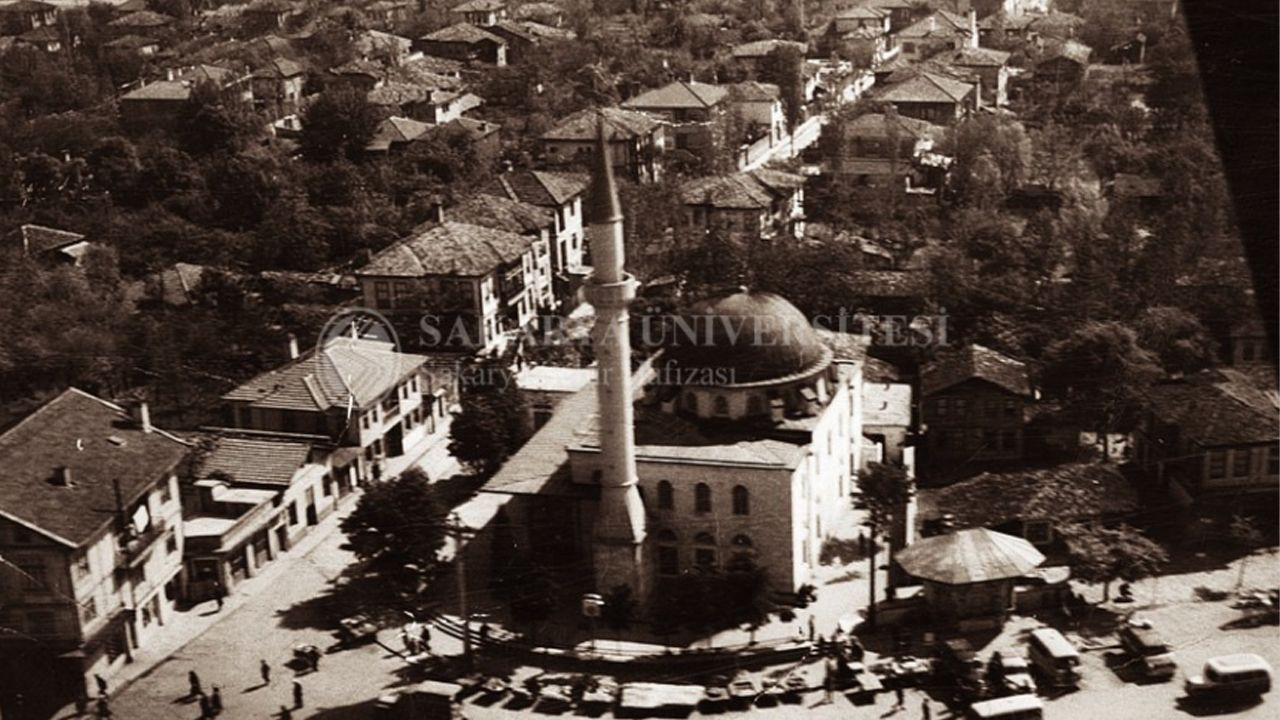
left=490, top=19, right=537, bottom=42
left=921, top=344, right=1032, bottom=397
left=0, top=389, right=189, bottom=548
left=449, top=193, right=553, bottom=235
left=842, top=112, right=942, bottom=141
left=942, top=46, right=1011, bottom=67
left=252, top=56, right=306, bottom=78
left=895, top=528, right=1044, bottom=584
left=222, top=337, right=431, bottom=413
left=728, top=80, right=780, bottom=102
left=442, top=115, right=500, bottom=139
left=542, top=106, right=660, bottom=142
left=104, top=34, right=159, bottom=49
left=108, top=10, right=174, bottom=27
left=878, top=72, right=973, bottom=104
left=896, top=11, right=968, bottom=39
left=837, top=6, right=888, bottom=19
left=366, top=115, right=432, bottom=151
left=16, top=224, right=85, bottom=255
left=918, top=462, right=1139, bottom=528
left=17, top=25, right=59, bottom=43
left=0, top=1, right=58, bottom=12
left=731, top=39, right=807, bottom=59
left=421, top=22, right=507, bottom=45
left=509, top=19, right=573, bottom=40
left=451, top=0, right=505, bottom=11
left=681, top=169, right=804, bottom=210
left=483, top=378, right=597, bottom=496
left=353, top=29, right=411, bottom=57
left=482, top=170, right=588, bottom=207
left=1143, top=369, right=1279, bottom=447
left=978, top=12, right=1039, bottom=31
left=200, top=437, right=312, bottom=487
left=359, top=221, right=534, bottom=278
left=622, top=80, right=729, bottom=110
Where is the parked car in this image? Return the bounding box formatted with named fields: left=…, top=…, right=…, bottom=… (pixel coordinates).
left=1118, top=625, right=1176, bottom=681
left=937, top=638, right=986, bottom=698
left=1026, top=628, right=1081, bottom=688
left=967, top=693, right=1043, bottom=719
left=997, top=655, right=1038, bottom=695
left=1184, top=654, right=1272, bottom=701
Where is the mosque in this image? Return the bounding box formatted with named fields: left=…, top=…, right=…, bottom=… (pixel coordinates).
left=474, top=127, right=868, bottom=600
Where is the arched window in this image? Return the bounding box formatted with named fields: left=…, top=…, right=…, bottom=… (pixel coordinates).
left=732, top=485, right=749, bottom=515
left=694, top=483, right=711, bottom=513
left=713, top=395, right=729, bottom=416
left=657, top=480, right=674, bottom=510
left=730, top=534, right=756, bottom=570
left=656, top=529, right=679, bottom=576
left=693, top=532, right=717, bottom=570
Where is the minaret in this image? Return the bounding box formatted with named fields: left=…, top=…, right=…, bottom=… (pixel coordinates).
left=583, top=117, right=648, bottom=599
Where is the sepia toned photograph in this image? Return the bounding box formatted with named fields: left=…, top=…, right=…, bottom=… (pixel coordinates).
left=0, top=0, right=1275, bottom=719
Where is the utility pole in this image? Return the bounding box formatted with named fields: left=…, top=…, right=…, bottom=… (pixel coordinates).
left=446, top=513, right=473, bottom=665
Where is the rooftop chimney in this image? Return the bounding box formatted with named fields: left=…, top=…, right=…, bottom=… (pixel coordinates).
left=51, top=466, right=74, bottom=487
left=429, top=196, right=446, bottom=224
left=288, top=333, right=299, bottom=359
left=134, top=402, right=153, bottom=434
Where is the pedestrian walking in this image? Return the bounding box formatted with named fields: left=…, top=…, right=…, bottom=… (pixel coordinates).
left=822, top=658, right=836, bottom=704
left=921, top=698, right=932, bottom=720
left=214, top=581, right=225, bottom=611
left=198, top=692, right=212, bottom=719
left=858, top=531, right=868, bottom=555
left=94, top=674, right=108, bottom=697
left=292, top=679, right=304, bottom=709
left=211, top=685, right=223, bottom=715
left=188, top=670, right=202, bottom=698
left=894, top=685, right=905, bottom=708
left=260, top=659, right=271, bottom=685
left=95, top=697, right=112, bottom=718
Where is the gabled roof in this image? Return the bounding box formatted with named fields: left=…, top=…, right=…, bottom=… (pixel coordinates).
left=879, top=71, right=974, bottom=104
left=449, top=193, right=553, bottom=235
left=366, top=115, right=432, bottom=151
left=622, top=80, right=729, bottom=110
left=728, top=80, right=780, bottom=103
left=681, top=169, right=804, bottom=210
left=836, top=6, right=889, bottom=20
left=730, top=38, right=807, bottom=59
left=896, top=10, right=969, bottom=39
left=1039, top=38, right=1092, bottom=66
left=919, top=462, right=1139, bottom=528
left=842, top=111, right=942, bottom=141
left=252, top=56, right=306, bottom=78
left=222, top=337, right=431, bottom=413
left=942, top=46, right=1011, bottom=67
left=104, top=34, right=160, bottom=49
left=359, top=221, right=535, bottom=278
left=421, top=22, right=507, bottom=45
left=510, top=19, right=573, bottom=40
left=16, top=224, right=85, bottom=255
left=541, top=106, right=660, bottom=142
left=0, top=388, right=189, bottom=548
left=353, top=28, right=411, bottom=56
left=921, top=344, right=1032, bottom=397
left=1143, top=369, right=1279, bottom=447
left=441, top=115, right=500, bottom=139
left=482, top=169, right=588, bottom=207
left=200, top=437, right=312, bottom=487
left=451, top=0, right=505, bottom=11
left=489, top=19, right=538, bottom=43
left=108, top=10, right=174, bottom=27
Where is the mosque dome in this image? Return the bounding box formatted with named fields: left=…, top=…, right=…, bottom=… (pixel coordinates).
left=662, top=289, right=831, bottom=386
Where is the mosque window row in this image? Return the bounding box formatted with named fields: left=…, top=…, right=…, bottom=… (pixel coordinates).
left=653, top=481, right=750, bottom=516
left=654, top=530, right=755, bottom=576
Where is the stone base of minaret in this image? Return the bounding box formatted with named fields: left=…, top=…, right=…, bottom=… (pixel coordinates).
left=592, top=538, right=649, bottom=602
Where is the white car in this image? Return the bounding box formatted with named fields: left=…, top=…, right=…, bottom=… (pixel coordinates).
left=999, top=655, right=1038, bottom=695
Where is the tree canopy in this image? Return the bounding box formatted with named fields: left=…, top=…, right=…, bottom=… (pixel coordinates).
left=339, top=468, right=447, bottom=583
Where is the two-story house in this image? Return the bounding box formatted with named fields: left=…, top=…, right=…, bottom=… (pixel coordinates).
left=825, top=111, right=946, bottom=190
left=481, top=169, right=590, bottom=306
left=893, top=10, right=972, bottom=62
left=356, top=221, right=552, bottom=352
left=221, top=336, right=449, bottom=484
left=729, top=38, right=809, bottom=78
left=414, top=23, right=508, bottom=66
left=360, top=0, right=413, bottom=29
left=827, top=5, right=899, bottom=65
left=119, top=64, right=253, bottom=132
left=680, top=169, right=806, bottom=241
left=448, top=193, right=557, bottom=313
left=727, top=81, right=786, bottom=147
left=937, top=45, right=1011, bottom=107
left=240, top=0, right=299, bottom=33
left=920, top=344, right=1034, bottom=470
left=450, top=0, right=507, bottom=27
left=1031, top=38, right=1091, bottom=86
left=541, top=107, right=664, bottom=184
left=0, top=0, right=58, bottom=36
left=250, top=56, right=306, bottom=119
left=0, top=390, right=188, bottom=708
left=877, top=70, right=977, bottom=124
left=621, top=80, right=730, bottom=155
left=1137, top=369, right=1279, bottom=506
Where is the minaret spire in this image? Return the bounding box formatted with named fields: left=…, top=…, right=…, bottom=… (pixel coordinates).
left=583, top=113, right=648, bottom=599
